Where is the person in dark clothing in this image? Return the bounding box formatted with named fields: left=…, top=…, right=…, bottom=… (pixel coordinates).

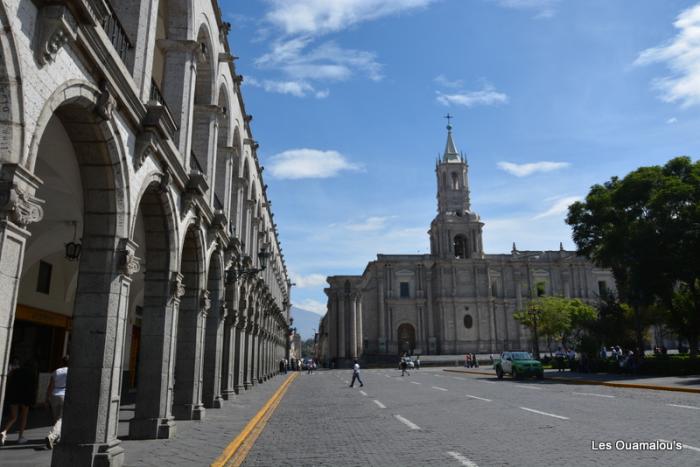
left=1, top=358, right=34, bottom=445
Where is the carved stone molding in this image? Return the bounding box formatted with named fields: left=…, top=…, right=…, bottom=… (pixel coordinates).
left=134, top=129, right=158, bottom=170
left=118, top=239, right=141, bottom=277
left=171, top=272, right=185, bottom=301
left=0, top=165, right=44, bottom=227
left=36, top=5, right=78, bottom=67
left=200, top=290, right=211, bottom=313
left=94, top=80, right=116, bottom=121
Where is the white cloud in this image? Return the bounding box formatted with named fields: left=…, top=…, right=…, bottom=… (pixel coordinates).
left=667, top=117, right=678, bottom=124
left=532, top=196, right=581, bottom=220
left=294, top=298, right=327, bottom=316
left=256, top=40, right=383, bottom=83
left=345, top=216, right=392, bottom=232
left=434, top=74, right=464, bottom=89
left=246, top=77, right=329, bottom=98
left=267, top=149, right=362, bottom=179
left=264, top=0, right=436, bottom=36
left=635, top=4, right=700, bottom=108
left=497, top=161, right=570, bottom=177
left=290, top=272, right=328, bottom=288
left=436, top=85, right=508, bottom=107
left=491, top=0, right=560, bottom=18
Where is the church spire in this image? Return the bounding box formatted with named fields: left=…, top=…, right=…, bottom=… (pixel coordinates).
left=443, top=114, right=460, bottom=162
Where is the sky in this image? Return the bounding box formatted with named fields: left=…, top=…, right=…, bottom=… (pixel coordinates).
left=219, top=0, right=700, bottom=320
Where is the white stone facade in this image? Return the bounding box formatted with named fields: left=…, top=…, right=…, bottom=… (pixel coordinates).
left=0, top=1, right=290, bottom=466
left=321, top=126, right=615, bottom=364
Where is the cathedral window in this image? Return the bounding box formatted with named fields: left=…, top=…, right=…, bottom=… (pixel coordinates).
left=451, top=172, right=459, bottom=190
left=454, top=235, right=469, bottom=259
left=463, top=314, right=473, bottom=329
left=37, top=260, right=53, bottom=294
left=400, top=282, right=410, bottom=298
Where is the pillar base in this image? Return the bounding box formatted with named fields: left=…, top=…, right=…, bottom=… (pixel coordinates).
left=243, top=381, right=251, bottom=390
left=233, top=385, right=244, bottom=394
left=221, top=389, right=236, bottom=400
left=128, top=417, right=176, bottom=440
left=172, top=403, right=205, bottom=421
left=51, top=439, right=124, bottom=467
left=207, top=396, right=224, bottom=409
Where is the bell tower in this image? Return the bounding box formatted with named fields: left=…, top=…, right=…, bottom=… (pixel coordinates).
left=429, top=116, right=484, bottom=259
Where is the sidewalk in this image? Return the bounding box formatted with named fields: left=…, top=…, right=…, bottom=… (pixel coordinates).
left=443, top=367, right=700, bottom=393
left=0, top=374, right=291, bottom=467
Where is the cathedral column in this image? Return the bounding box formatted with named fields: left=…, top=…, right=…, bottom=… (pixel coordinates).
left=234, top=313, right=247, bottom=393
left=349, top=294, right=358, bottom=359
left=377, top=279, right=386, bottom=353
left=338, top=293, right=346, bottom=360
left=356, top=296, right=363, bottom=356
left=221, top=310, right=237, bottom=400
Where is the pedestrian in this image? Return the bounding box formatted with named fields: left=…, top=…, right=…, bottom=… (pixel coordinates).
left=464, top=354, right=470, bottom=368
left=554, top=347, right=565, bottom=372
left=415, top=355, right=421, bottom=370
left=45, top=356, right=69, bottom=449
left=284, top=358, right=288, bottom=374
left=400, top=358, right=410, bottom=377
left=307, top=359, right=313, bottom=375
left=1, top=357, right=34, bottom=445
left=349, top=360, right=363, bottom=387
left=472, top=353, right=479, bottom=368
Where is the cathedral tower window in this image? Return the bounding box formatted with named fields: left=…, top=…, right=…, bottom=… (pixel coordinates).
left=454, top=234, right=469, bottom=259
left=463, top=314, right=473, bottom=329
left=451, top=172, right=459, bottom=190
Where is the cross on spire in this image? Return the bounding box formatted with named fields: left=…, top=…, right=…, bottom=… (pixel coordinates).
left=444, top=113, right=453, bottom=130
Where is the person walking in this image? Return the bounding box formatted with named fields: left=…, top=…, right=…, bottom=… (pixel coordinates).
left=1, top=357, right=34, bottom=445
left=415, top=355, right=421, bottom=370
left=349, top=360, right=363, bottom=387
left=400, top=358, right=410, bottom=377
left=45, top=356, right=69, bottom=449
left=472, top=353, right=479, bottom=368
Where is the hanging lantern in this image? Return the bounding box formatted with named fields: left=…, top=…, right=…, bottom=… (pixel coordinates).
left=65, top=221, right=82, bottom=261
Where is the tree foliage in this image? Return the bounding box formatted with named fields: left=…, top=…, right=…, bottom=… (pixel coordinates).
left=567, top=156, right=700, bottom=353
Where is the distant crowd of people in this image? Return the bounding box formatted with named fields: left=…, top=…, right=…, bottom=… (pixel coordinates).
left=463, top=353, right=479, bottom=368
left=279, top=357, right=317, bottom=375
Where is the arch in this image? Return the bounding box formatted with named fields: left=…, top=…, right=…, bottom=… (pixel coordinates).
left=202, top=248, right=225, bottom=408
left=397, top=323, right=416, bottom=355
left=213, top=83, right=232, bottom=212
left=451, top=171, right=459, bottom=190
left=173, top=221, right=207, bottom=420
left=17, top=85, right=131, bottom=464
left=454, top=234, right=469, bottom=259
left=0, top=5, right=25, bottom=165
left=128, top=178, right=180, bottom=439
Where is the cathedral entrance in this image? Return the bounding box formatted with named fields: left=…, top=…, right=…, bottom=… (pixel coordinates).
left=397, top=324, right=416, bottom=355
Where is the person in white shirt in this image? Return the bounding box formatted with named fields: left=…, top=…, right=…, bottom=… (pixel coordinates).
left=349, top=360, right=364, bottom=387
left=45, top=356, right=68, bottom=449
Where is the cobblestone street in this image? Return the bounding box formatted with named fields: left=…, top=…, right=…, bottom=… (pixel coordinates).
left=245, top=368, right=700, bottom=467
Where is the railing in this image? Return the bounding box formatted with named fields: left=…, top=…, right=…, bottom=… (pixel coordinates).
left=150, top=79, right=172, bottom=112
left=102, top=2, right=133, bottom=64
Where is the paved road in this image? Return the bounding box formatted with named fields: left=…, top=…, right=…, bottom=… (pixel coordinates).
left=243, top=368, right=700, bottom=467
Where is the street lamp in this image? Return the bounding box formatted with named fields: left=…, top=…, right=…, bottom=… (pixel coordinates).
left=527, top=302, right=541, bottom=360
left=65, top=221, right=82, bottom=261
left=225, top=246, right=270, bottom=284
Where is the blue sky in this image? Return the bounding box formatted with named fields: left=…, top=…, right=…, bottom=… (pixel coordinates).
left=220, top=0, right=700, bottom=320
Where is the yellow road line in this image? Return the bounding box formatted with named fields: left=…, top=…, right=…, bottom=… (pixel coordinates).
left=211, top=373, right=299, bottom=467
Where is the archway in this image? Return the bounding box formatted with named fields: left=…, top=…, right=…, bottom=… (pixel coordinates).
left=202, top=250, right=225, bottom=408
left=397, top=324, right=416, bottom=355
left=14, top=90, right=130, bottom=466
left=128, top=180, right=178, bottom=439
left=172, top=225, right=206, bottom=420
left=454, top=234, right=469, bottom=259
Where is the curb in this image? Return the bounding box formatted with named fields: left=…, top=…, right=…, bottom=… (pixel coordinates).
left=443, top=368, right=700, bottom=394
left=211, top=372, right=299, bottom=467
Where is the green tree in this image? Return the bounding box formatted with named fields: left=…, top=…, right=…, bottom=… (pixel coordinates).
left=567, top=157, right=700, bottom=353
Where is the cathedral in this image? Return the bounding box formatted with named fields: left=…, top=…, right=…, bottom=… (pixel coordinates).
left=319, top=123, right=615, bottom=363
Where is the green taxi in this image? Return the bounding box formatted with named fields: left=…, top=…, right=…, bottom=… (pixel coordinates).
left=493, top=351, right=544, bottom=379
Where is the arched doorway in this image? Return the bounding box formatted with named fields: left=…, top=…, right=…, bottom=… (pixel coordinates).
left=397, top=323, right=416, bottom=355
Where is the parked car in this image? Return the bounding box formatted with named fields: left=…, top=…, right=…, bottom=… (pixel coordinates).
left=493, top=351, right=543, bottom=379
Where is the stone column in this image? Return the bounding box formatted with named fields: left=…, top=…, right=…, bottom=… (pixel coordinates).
left=0, top=165, right=42, bottom=426
left=378, top=279, right=386, bottom=353
left=234, top=313, right=246, bottom=393
left=349, top=295, right=357, bottom=359
left=129, top=272, right=181, bottom=439
left=202, top=302, right=226, bottom=409
left=243, top=317, right=253, bottom=390
left=251, top=320, right=259, bottom=385
left=53, top=238, right=137, bottom=467
left=326, top=291, right=336, bottom=359
left=338, top=293, right=346, bottom=360
left=172, top=289, right=208, bottom=420
left=356, top=296, right=363, bottom=356
left=221, top=311, right=237, bottom=400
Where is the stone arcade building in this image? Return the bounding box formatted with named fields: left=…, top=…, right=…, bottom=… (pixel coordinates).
left=320, top=124, right=615, bottom=365
left=0, top=1, right=291, bottom=466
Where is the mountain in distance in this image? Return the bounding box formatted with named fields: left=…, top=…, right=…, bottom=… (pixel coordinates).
left=290, top=306, right=323, bottom=341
